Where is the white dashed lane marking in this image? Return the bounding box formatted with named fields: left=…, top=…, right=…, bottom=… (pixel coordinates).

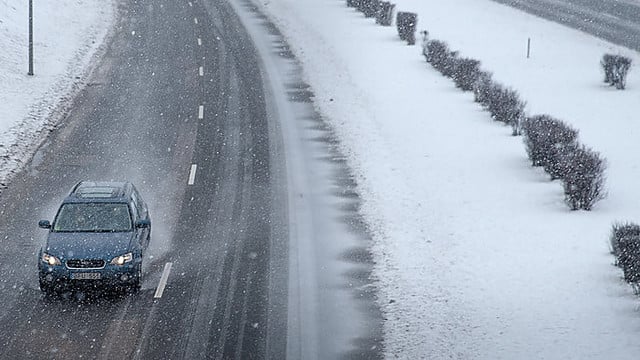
left=198, top=105, right=204, bottom=119
left=154, top=262, right=173, bottom=299
left=188, top=164, right=197, bottom=185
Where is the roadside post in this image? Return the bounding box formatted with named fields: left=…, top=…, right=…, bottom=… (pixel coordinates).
left=28, top=0, right=34, bottom=76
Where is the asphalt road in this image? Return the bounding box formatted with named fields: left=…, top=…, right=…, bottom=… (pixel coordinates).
left=491, top=0, right=640, bottom=50
left=0, top=0, right=381, bottom=359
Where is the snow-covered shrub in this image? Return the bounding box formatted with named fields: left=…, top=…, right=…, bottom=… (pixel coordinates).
left=523, top=115, right=579, bottom=178
left=396, top=12, right=417, bottom=45
left=440, top=51, right=459, bottom=78
left=522, top=115, right=579, bottom=177
left=522, top=117, right=606, bottom=210
left=610, top=222, right=640, bottom=260
left=561, top=145, right=607, bottom=210
left=614, top=56, right=631, bottom=90
left=602, top=54, right=616, bottom=84
left=619, top=235, right=640, bottom=286
left=610, top=222, right=640, bottom=291
left=424, top=40, right=452, bottom=74
left=473, top=71, right=493, bottom=105
left=521, top=115, right=546, bottom=166
left=545, top=136, right=579, bottom=181
left=476, top=81, right=501, bottom=114
left=601, top=54, right=632, bottom=90
left=375, top=1, right=395, bottom=26
left=424, top=40, right=447, bottom=66
left=484, top=85, right=526, bottom=135
left=478, top=82, right=500, bottom=113
left=358, top=0, right=378, bottom=17
left=346, top=0, right=360, bottom=8
left=452, top=58, right=481, bottom=92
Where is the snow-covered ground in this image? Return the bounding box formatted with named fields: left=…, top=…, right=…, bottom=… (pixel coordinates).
left=255, top=0, right=640, bottom=358
left=0, top=0, right=114, bottom=185
left=4, top=0, right=640, bottom=358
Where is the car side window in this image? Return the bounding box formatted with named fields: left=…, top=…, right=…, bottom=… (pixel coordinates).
left=130, top=201, right=140, bottom=220
left=132, top=188, right=147, bottom=219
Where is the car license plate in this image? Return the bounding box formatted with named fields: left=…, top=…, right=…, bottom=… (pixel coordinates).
left=71, top=272, right=101, bottom=280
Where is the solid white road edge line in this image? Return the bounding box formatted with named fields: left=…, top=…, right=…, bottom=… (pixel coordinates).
left=188, top=164, right=197, bottom=185
left=199, top=66, right=204, bottom=76
left=154, top=262, right=173, bottom=299
left=198, top=105, right=204, bottom=119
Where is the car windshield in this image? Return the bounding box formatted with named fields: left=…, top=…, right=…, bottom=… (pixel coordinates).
left=53, top=203, right=132, bottom=232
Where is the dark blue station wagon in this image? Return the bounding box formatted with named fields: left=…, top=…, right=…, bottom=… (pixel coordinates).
left=38, top=181, right=151, bottom=295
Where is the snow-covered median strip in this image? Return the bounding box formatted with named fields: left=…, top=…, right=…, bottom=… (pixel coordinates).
left=0, top=0, right=115, bottom=186
left=256, top=0, right=640, bottom=358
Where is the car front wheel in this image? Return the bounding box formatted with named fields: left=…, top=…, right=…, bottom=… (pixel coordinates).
left=128, top=265, right=142, bottom=293
left=39, top=279, right=55, bottom=297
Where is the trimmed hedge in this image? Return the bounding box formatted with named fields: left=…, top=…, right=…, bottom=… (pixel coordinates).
left=397, top=12, right=417, bottom=45
left=440, top=50, right=459, bottom=78
left=452, top=58, right=481, bottom=92
left=610, top=222, right=640, bottom=292
left=376, top=1, right=395, bottom=26
left=359, top=0, right=379, bottom=18
left=473, top=71, right=493, bottom=104
left=424, top=40, right=451, bottom=73
left=561, top=145, right=607, bottom=211
left=419, top=31, right=608, bottom=210
left=521, top=116, right=607, bottom=210
left=601, top=54, right=632, bottom=90
left=611, top=222, right=640, bottom=258
left=485, top=85, right=525, bottom=135
left=346, top=0, right=360, bottom=7
left=521, top=115, right=579, bottom=178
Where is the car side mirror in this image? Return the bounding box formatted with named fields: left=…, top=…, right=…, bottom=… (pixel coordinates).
left=135, top=219, right=151, bottom=228
left=38, top=220, right=51, bottom=229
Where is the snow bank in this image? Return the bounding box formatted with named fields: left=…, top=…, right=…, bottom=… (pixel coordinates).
left=0, top=0, right=115, bottom=184
left=256, top=0, right=640, bottom=358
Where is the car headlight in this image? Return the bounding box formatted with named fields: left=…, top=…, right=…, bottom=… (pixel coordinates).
left=110, top=252, right=133, bottom=265
left=42, top=253, right=61, bottom=266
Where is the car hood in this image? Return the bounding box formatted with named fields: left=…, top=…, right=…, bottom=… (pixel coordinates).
left=44, top=231, right=133, bottom=260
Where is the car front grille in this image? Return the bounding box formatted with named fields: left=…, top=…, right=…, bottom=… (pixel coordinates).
left=66, top=259, right=105, bottom=269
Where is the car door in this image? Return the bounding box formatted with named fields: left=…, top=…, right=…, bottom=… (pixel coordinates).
left=127, top=200, right=143, bottom=254
left=134, top=188, right=150, bottom=248
left=130, top=194, right=150, bottom=250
